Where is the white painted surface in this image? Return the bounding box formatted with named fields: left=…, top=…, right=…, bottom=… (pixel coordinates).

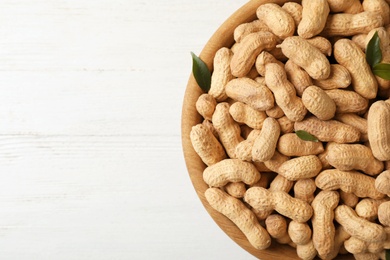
left=0, top=1, right=256, bottom=259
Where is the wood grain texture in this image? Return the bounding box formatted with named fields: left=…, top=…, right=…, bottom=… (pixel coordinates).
left=0, top=0, right=259, bottom=259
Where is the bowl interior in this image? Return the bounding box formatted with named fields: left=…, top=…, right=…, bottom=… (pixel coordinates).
left=181, top=0, right=354, bottom=259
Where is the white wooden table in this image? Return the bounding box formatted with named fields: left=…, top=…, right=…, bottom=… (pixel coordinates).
left=0, top=0, right=257, bottom=259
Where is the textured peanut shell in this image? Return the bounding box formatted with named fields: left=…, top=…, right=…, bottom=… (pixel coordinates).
left=224, top=182, right=246, bottom=199
left=344, top=237, right=366, bottom=254
left=229, top=102, right=267, bottom=130
left=265, top=214, right=292, bottom=244
left=225, top=77, right=274, bottom=111
left=245, top=187, right=313, bottom=223
left=203, top=159, right=260, bottom=187
left=335, top=205, right=386, bottom=243
left=322, top=12, right=384, bottom=37
left=352, top=33, right=368, bottom=50
left=363, top=0, right=390, bottom=25
left=263, top=150, right=289, bottom=173
left=233, top=19, right=271, bottom=43
left=326, top=89, right=368, bottom=114
left=209, top=47, right=234, bottom=101
left=252, top=117, right=280, bottom=162
left=279, top=36, right=330, bottom=80
left=302, top=85, right=336, bottom=120
left=313, top=64, right=351, bottom=90
left=190, top=124, right=226, bottom=166
left=205, top=188, right=271, bottom=250
left=277, top=116, right=294, bottom=134
left=367, top=101, right=390, bottom=161
left=315, top=169, right=385, bottom=199
left=355, top=198, right=389, bottom=221
left=294, top=116, right=360, bottom=143
left=375, top=170, right=390, bottom=195
left=378, top=201, right=390, bottom=226
left=256, top=3, right=295, bottom=39
left=212, top=103, right=243, bottom=158
left=326, top=143, right=384, bottom=176
left=334, top=39, right=378, bottom=99
left=201, top=119, right=219, bottom=140
left=298, top=0, right=329, bottom=39
left=195, top=94, right=217, bottom=120
left=294, top=178, right=316, bottom=204
left=353, top=252, right=380, bottom=260
left=311, top=191, right=339, bottom=259
left=266, top=104, right=284, bottom=118
left=230, top=31, right=278, bottom=77
left=278, top=155, right=322, bottom=181
left=281, top=2, right=302, bottom=27
left=306, top=36, right=332, bottom=56
left=327, top=226, right=351, bottom=260
left=255, top=51, right=284, bottom=76
left=268, top=174, right=294, bottom=193
left=235, top=129, right=260, bottom=162
left=326, top=0, right=363, bottom=13
left=339, top=191, right=359, bottom=208
left=296, top=241, right=317, bottom=260
left=265, top=62, right=307, bottom=121
left=335, top=113, right=368, bottom=142
left=288, top=221, right=311, bottom=246
left=284, top=59, right=312, bottom=97
left=277, top=133, right=324, bottom=157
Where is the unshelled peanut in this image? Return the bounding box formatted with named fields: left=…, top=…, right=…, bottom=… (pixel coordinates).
left=209, top=47, right=234, bottom=101
left=334, top=38, right=378, bottom=99
left=225, top=77, right=274, bottom=111
left=203, top=159, right=260, bottom=187
left=265, top=62, right=307, bottom=121
left=367, top=101, right=390, bottom=161
left=326, top=143, right=384, bottom=175
left=252, top=117, right=280, bottom=162
left=205, top=188, right=271, bottom=249
left=279, top=36, right=330, bottom=80
left=212, top=103, right=243, bottom=158
left=277, top=155, right=322, bottom=181
left=294, top=116, right=360, bottom=143
left=313, top=64, right=351, bottom=90
left=230, top=31, right=278, bottom=77
left=315, top=169, right=384, bottom=199
left=302, top=85, right=336, bottom=120
left=311, top=191, right=339, bottom=259
left=335, top=205, right=386, bottom=243
left=245, top=187, right=313, bottom=223
left=190, top=124, right=226, bottom=166
left=277, top=133, right=324, bottom=157
left=298, top=0, right=329, bottom=39
left=256, top=3, right=295, bottom=39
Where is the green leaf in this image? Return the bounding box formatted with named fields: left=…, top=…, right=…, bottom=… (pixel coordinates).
left=191, top=52, right=211, bottom=92
left=366, top=31, right=382, bottom=68
left=373, top=63, right=390, bottom=80
left=386, top=249, right=390, bottom=260
left=295, top=130, right=319, bottom=142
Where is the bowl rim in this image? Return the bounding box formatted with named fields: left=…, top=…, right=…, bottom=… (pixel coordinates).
left=181, top=1, right=354, bottom=259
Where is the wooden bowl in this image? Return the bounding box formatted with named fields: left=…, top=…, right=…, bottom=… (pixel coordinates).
left=181, top=1, right=355, bottom=259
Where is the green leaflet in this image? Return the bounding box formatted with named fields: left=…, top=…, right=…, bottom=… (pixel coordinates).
left=386, top=249, right=390, bottom=260
left=191, top=52, right=211, bottom=92
left=366, top=31, right=390, bottom=80
left=373, top=63, right=390, bottom=80
left=295, top=130, right=319, bottom=142
left=366, top=31, right=382, bottom=68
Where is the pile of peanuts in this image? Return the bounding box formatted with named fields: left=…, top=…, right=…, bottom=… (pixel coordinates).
left=190, top=0, right=390, bottom=259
